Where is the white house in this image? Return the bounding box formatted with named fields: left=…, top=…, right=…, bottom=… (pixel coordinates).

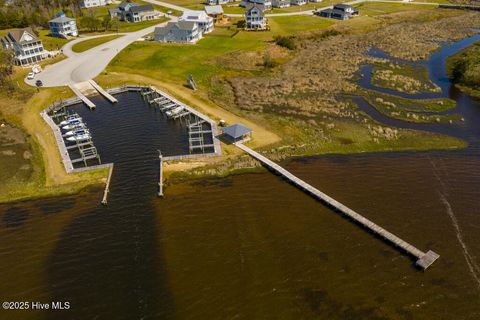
left=272, top=0, right=290, bottom=8
left=245, top=3, right=267, bottom=30
left=79, top=0, right=112, bottom=8
left=1, top=28, right=47, bottom=66
left=48, top=13, right=78, bottom=38
left=154, top=21, right=202, bottom=43
left=179, top=10, right=214, bottom=34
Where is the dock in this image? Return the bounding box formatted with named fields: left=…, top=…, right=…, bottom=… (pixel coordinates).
left=68, top=84, right=96, bottom=110
left=102, top=164, right=114, bottom=205
left=158, top=151, right=164, bottom=197
left=235, top=142, right=440, bottom=270
left=89, top=80, right=118, bottom=103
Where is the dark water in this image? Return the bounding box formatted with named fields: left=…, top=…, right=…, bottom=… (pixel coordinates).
left=1, top=38, right=480, bottom=319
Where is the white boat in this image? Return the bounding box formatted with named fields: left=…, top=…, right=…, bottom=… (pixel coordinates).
left=66, top=133, right=91, bottom=142
left=166, top=106, right=183, bottom=118
left=60, top=115, right=82, bottom=126
left=64, top=128, right=89, bottom=137
left=62, top=119, right=84, bottom=130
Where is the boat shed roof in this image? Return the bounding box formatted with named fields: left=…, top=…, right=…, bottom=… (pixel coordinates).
left=222, top=123, right=252, bottom=139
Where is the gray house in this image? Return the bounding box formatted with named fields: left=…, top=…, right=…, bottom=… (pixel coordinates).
left=245, top=3, right=267, bottom=30
left=241, top=0, right=272, bottom=10
left=316, top=4, right=358, bottom=20
left=290, top=0, right=307, bottom=5
left=154, top=21, right=202, bottom=43
left=1, top=28, right=46, bottom=66
left=109, top=1, right=161, bottom=22
left=48, top=13, right=78, bottom=38
left=272, top=0, right=290, bottom=8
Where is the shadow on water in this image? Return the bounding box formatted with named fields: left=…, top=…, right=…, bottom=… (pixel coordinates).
left=45, top=92, right=184, bottom=319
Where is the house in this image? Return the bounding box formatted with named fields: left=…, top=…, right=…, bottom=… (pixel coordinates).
left=204, top=5, right=225, bottom=23
left=272, top=0, right=290, bottom=8
left=290, top=0, right=307, bottom=5
left=309, top=0, right=322, bottom=3
left=241, top=0, right=272, bottom=11
left=48, top=13, right=78, bottom=38
left=79, top=0, right=112, bottom=8
left=109, top=2, right=162, bottom=22
left=1, top=28, right=46, bottom=66
left=154, top=21, right=202, bottom=43
left=245, top=3, right=267, bottom=30
left=334, top=3, right=359, bottom=15
left=222, top=123, right=252, bottom=142
left=204, top=0, right=229, bottom=5
left=316, top=4, right=358, bottom=20
left=179, top=10, right=214, bottom=34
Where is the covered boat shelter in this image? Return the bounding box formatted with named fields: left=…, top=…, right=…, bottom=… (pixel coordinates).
left=221, top=123, right=252, bottom=143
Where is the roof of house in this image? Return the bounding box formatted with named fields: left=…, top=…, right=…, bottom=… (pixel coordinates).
left=245, top=3, right=265, bottom=15
left=155, top=21, right=197, bottom=36
left=49, top=14, right=75, bottom=24
left=204, top=5, right=224, bottom=15
left=320, top=8, right=347, bottom=15
left=334, top=3, right=354, bottom=9
left=119, top=1, right=139, bottom=9
left=2, top=28, right=40, bottom=45
left=181, top=9, right=211, bottom=21
left=130, top=4, right=155, bottom=13
left=222, top=123, right=252, bottom=139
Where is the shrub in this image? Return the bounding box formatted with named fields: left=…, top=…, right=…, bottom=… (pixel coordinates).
left=274, top=36, right=296, bottom=50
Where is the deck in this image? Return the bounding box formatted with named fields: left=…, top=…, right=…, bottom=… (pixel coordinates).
left=235, top=142, right=440, bottom=270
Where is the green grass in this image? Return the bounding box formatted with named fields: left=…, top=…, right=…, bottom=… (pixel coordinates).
left=269, top=15, right=334, bottom=35
left=355, top=2, right=437, bottom=16
left=72, top=35, right=123, bottom=53
left=359, top=90, right=460, bottom=123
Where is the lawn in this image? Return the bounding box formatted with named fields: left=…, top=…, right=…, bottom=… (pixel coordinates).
left=355, top=2, right=437, bottom=16
left=72, top=35, right=124, bottom=53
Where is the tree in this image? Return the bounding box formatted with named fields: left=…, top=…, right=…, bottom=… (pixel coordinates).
left=102, top=15, right=111, bottom=31
left=0, top=48, right=14, bottom=90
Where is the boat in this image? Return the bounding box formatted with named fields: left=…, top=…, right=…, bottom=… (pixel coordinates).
left=166, top=106, right=184, bottom=118
left=60, top=115, right=82, bottom=126
left=62, top=120, right=84, bottom=130
left=63, top=128, right=89, bottom=137
left=66, top=133, right=91, bottom=142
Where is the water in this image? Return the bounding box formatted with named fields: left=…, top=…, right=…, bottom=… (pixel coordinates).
left=1, top=38, right=480, bottom=319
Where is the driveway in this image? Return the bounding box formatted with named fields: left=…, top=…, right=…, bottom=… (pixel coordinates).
left=27, top=18, right=176, bottom=88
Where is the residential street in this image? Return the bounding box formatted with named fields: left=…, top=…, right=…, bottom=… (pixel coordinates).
left=26, top=18, right=176, bottom=88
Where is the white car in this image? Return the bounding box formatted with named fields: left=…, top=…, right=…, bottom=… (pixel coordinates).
left=27, top=72, right=35, bottom=80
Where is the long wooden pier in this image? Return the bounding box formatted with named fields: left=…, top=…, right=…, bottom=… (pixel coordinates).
left=158, top=151, right=164, bottom=197
left=102, top=164, right=114, bottom=205
left=235, top=143, right=440, bottom=270
left=89, top=80, right=118, bottom=103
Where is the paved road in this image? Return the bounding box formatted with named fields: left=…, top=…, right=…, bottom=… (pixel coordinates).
left=27, top=0, right=443, bottom=88
left=27, top=18, right=175, bottom=88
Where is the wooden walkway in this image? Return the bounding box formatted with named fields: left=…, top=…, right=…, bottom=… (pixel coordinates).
left=158, top=152, right=164, bottom=197
left=89, top=80, right=118, bottom=103
left=102, top=164, right=114, bottom=205
left=235, top=142, right=440, bottom=270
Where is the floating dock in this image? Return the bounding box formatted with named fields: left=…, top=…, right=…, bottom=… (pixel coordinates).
left=68, top=84, right=96, bottom=110
left=89, top=80, right=118, bottom=103
left=235, top=142, right=440, bottom=270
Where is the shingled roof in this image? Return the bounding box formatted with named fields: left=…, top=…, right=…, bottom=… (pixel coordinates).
left=222, top=123, right=252, bottom=140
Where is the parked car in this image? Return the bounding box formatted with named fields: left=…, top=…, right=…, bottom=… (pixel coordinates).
left=35, top=80, right=43, bottom=87
left=27, top=72, right=35, bottom=80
